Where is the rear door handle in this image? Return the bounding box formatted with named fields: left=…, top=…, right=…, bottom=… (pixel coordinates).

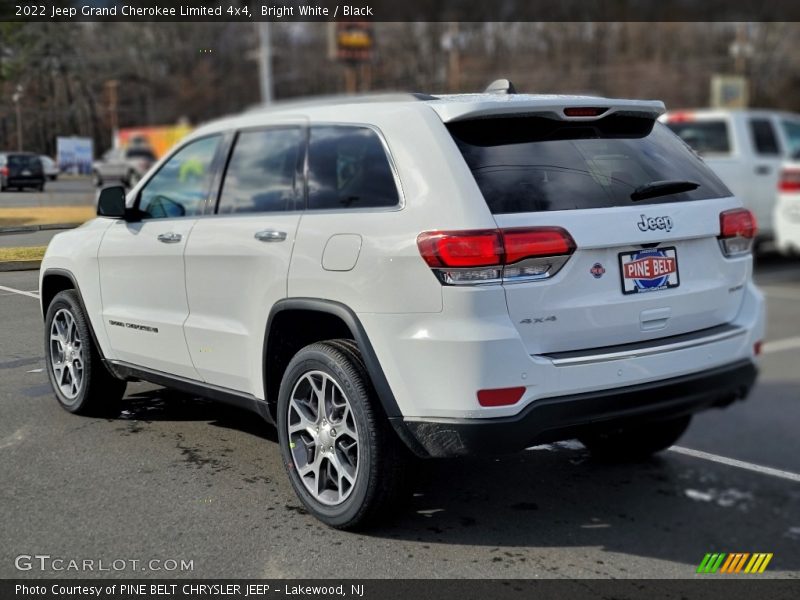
left=755, top=165, right=772, bottom=176
left=157, top=232, right=182, bottom=244
left=255, top=230, right=287, bottom=242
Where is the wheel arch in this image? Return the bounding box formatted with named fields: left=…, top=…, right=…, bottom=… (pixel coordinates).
left=263, top=298, right=401, bottom=423
left=40, top=268, right=107, bottom=360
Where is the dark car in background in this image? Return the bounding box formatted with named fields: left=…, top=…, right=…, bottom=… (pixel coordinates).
left=0, top=152, right=46, bottom=192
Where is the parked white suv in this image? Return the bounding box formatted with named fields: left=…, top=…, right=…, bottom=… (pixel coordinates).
left=40, top=91, right=765, bottom=528
left=661, top=108, right=800, bottom=246
left=775, top=153, right=800, bottom=254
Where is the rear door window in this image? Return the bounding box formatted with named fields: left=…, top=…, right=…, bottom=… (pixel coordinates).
left=217, top=127, right=304, bottom=214
left=665, top=120, right=731, bottom=155
left=448, top=115, right=731, bottom=214
left=307, top=126, right=399, bottom=210
left=748, top=118, right=780, bottom=156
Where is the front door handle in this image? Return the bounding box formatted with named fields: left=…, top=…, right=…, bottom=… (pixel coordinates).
left=255, top=230, right=287, bottom=242
left=157, top=232, right=182, bottom=244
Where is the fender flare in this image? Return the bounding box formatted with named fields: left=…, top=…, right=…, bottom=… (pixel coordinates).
left=263, top=298, right=401, bottom=418
left=40, top=268, right=108, bottom=360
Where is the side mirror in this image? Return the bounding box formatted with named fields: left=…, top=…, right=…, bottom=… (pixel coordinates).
left=97, top=186, right=127, bottom=218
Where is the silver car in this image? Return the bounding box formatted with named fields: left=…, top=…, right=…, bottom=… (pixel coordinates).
left=92, top=146, right=156, bottom=188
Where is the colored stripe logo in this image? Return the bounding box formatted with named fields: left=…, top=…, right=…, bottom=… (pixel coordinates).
left=697, top=553, right=773, bottom=574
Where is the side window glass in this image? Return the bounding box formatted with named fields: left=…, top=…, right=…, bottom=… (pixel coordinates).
left=780, top=120, right=800, bottom=158
left=748, top=119, right=780, bottom=156
left=138, top=136, right=220, bottom=219
left=218, top=128, right=303, bottom=214
left=307, top=126, right=399, bottom=210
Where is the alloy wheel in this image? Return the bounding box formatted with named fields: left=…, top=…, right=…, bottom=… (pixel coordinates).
left=49, top=308, right=84, bottom=402
left=287, top=371, right=360, bottom=505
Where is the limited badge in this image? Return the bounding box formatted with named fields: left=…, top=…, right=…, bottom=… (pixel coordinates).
left=590, top=263, right=606, bottom=279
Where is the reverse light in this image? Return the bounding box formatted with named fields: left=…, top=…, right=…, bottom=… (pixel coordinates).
left=477, top=386, right=526, bottom=407
left=779, top=168, right=800, bottom=193
left=417, top=227, right=575, bottom=285
left=719, top=208, right=757, bottom=257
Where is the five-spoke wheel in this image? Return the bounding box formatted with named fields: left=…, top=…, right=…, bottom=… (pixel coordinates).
left=44, top=290, right=126, bottom=415
left=288, top=371, right=360, bottom=505
left=49, top=308, right=85, bottom=403
left=277, top=340, right=408, bottom=529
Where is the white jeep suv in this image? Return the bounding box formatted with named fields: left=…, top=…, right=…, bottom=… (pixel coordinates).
left=40, top=90, right=765, bottom=528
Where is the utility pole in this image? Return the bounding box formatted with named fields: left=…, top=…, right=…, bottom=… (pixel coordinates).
left=105, top=80, right=119, bottom=145
left=12, top=85, right=23, bottom=151
left=444, top=23, right=461, bottom=93
left=734, top=23, right=748, bottom=75
left=257, top=22, right=274, bottom=105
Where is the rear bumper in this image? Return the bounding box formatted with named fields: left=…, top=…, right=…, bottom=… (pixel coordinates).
left=4, top=176, right=44, bottom=187
left=392, top=360, right=757, bottom=457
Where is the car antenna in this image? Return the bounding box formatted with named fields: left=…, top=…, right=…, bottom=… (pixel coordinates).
left=484, top=79, right=517, bottom=94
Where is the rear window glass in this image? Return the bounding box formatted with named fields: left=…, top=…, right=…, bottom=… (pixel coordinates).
left=448, top=115, right=731, bottom=214
left=126, top=148, right=156, bottom=160
left=7, top=155, right=41, bottom=168
left=665, top=120, right=731, bottom=155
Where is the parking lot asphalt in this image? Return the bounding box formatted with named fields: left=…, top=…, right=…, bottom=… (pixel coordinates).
left=1, top=265, right=799, bottom=579
left=0, top=177, right=95, bottom=208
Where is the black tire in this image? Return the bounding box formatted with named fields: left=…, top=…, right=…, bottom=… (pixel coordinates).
left=277, top=340, right=408, bottom=529
left=44, top=290, right=126, bottom=416
left=579, top=415, right=691, bottom=460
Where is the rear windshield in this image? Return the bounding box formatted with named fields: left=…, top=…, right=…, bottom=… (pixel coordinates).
left=7, top=155, right=41, bottom=168
left=665, top=120, right=731, bottom=155
left=126, top=148, right=156, bottom=160
left=449, top=115, right=730, bottom=214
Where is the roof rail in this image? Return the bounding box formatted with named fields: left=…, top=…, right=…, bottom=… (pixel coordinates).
left=244, top=92, right=430, bottom=113
left=484, top=79, right=517, bottom=94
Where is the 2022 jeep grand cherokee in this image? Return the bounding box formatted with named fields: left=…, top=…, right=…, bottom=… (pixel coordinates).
left=40, top=90, right=764, bottom=528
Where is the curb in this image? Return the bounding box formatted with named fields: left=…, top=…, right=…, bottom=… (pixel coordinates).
left=0, top=259, right=42, bottom=272
left=0, top=222, right=82, bottom=234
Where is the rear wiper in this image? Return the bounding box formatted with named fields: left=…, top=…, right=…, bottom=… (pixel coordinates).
left=631, top=180, right=699, bottom=201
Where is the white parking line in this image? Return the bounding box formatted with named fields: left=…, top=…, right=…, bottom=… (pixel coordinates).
left=670, top=446, right=800, bottom=483
left=763, top=337, right=800, bottom=355
left=761, top=287, right=800, bottom=302
left=0, top=284, right=39, bottom=299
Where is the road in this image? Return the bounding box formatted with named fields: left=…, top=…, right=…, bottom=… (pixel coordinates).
left=0, top=177, right=95, bottom=208
left=0, top=266, right=799, bottom=579
left=0, top=228, right=72, bottom=248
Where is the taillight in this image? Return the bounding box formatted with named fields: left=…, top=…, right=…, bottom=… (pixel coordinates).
left=417, top=227, right=575, bottom=285
left=719, top=208, right=757, bottom=257
left=779, top=169, right=800, bottom=193
left=0, top=166, right=8, bottom=177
